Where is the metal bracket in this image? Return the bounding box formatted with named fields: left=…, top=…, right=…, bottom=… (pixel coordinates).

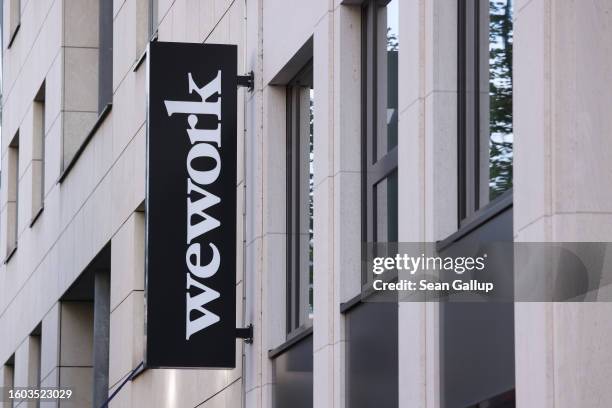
left=237, top=71, right=254, bottom=91
left=236, top=324, right=253, bottom=344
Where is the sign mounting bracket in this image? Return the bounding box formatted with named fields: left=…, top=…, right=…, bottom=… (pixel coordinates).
left=237, top=71, right=254, bottom=91
left=236, top=324, right=253, bottom=344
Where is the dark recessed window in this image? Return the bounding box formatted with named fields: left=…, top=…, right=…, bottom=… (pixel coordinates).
left=458, top=0, right=514, bottom=223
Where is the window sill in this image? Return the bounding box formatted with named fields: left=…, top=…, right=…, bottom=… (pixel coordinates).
left=340, top=293, right=362, bottom=314
left=437, top=189, right=513, bottom=252
left=340, top=277, right=398, bottom=314
left=58, top=103, right=113, bottom=184
left=268, top=326, right=313, bottom=359
left=30, top=206, right=44, bottom=227
left=4, top=246, right=17, bottom=264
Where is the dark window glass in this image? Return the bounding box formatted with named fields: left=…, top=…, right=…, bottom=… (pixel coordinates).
left=286, top=64, right=314, bottom=336
left=459, top=0, right=513, bottom=222
left=439, top=207, right=515, bottom=408
left=272, top=334, right=313, bottom=408
left=346, top=302, right=398, bottom=408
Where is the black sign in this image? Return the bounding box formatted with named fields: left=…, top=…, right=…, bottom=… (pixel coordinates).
left=145, top=42, right=237, bottom=368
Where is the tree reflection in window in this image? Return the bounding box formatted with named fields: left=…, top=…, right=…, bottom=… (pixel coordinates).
left=488, top=0, right=513, bottom=200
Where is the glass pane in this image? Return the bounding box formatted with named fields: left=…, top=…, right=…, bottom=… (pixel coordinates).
left=287, top=68, right=314, bottom=334
left=308, top=89, right=314, bottom=318
left=376, top=0, right=399, bottom=161
left=375, top=178, right=388, bottom=242
left=487, top=0, right=513, bottom=201
left=298, top=86, right=313, bottom=326
left=375, top=171, right=397, bottom=243
left=273, top=335, right=313, bottom=408
left=347, top=302, right=398, bottom=408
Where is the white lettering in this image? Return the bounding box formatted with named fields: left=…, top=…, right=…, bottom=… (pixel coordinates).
left=164, top=71, right=222, bottom=117
left=186, top=243, right=220, bottom=279
left=186, top=273, right=220, bottom=339
left=187, top=179, right=221, bottom=242
left=164, top=70, right=225, bottom=340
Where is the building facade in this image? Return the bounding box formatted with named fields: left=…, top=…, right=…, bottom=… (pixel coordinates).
left=0, top=0, right=611, bottom=407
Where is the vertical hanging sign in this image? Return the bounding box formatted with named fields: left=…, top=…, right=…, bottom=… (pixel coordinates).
left=145, top=42, right=237, bottom=368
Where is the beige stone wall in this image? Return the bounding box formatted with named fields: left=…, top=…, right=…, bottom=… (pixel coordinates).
left=0, top=0, right=246, bottom=407
left=514, top=1, right=612, bottom=407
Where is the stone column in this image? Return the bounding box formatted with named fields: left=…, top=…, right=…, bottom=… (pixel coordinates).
left=514, top=1, right=612, bottom=407
left=92, top=269, right=110, bottom=408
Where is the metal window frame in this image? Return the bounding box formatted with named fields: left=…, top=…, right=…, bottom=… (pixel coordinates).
left=361, top=0, right=399, bottom=285
left=457, top=0, right=481, bottom=224
left=285, top=63, right=314, bottom=337
left=457, top=0, right=513, bottom=227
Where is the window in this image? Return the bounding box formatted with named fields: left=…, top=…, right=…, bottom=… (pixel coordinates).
left=286, top=64, right=314, bottom=336
left=98, top=0, right=113, bottom=112
left=345, top=3, right=401, bottom=407
left=346, top=302, right=398, bottom=408
left=458, top=0, right=514, bottom=223
left=32, top=82, right=45, bottom=222
left=7, top=131, right=20, bottom=258
left=7, top=0, right=20, bottom=47
left=362, top=0, right=399, bottom=283
left=272, top=334, right=313, bottom=408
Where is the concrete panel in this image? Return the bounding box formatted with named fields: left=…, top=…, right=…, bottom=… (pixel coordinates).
left=58, top=367, right=93, bottom=408
left=110, top=212, right=145, bottom=311
left=41, top=304, right=60, bottom=381
left=262, top=0, right=327, bottom=85
left=63, top=48, right=99, bottom=113
left=59, top=302, right=93, bottom=367
left=63, top=0, right=99, bottom=48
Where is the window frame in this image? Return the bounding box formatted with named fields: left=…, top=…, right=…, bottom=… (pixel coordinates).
left=361, top=0, right=399, bottom=285
left=285, top=62, right=314, bottom=338
left=457, top=0, right=514, bottom=227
